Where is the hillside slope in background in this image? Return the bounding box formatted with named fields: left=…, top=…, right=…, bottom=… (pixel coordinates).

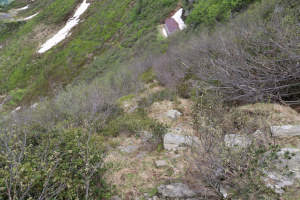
left=0, top=0, right=178, bottom=108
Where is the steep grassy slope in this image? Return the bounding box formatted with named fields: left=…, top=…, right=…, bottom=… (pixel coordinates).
left=0, top=0, right=178, bottom=107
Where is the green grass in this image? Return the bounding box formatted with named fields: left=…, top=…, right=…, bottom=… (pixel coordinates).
left=0, top=0, right=178, bottom=107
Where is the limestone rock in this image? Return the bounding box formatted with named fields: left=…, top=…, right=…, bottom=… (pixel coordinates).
left=166, top=109, right=182, bottom=120
left=155, top=160, right=167, bottom=168
left=219, top=185, right=231, bottom=198
left=224, top=134, right=251, bottom=148
left=264, top=148, right=300, bottom=194
left=271, top=125, right=300, bottom=138
left=158, top=183, right=197, bottom=198
left=163, top=133, right=199, bottom=150
left=139, top=131, right=153, bottom=143
left=253, top=130, right=263, bottom=137
left=117, top=145, right=140, bottom=154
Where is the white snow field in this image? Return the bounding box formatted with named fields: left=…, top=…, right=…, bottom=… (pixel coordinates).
left=38, top=0, right=90, bottom=53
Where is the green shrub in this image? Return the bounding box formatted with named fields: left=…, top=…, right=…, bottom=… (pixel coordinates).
left=186, top=0, right=258, bottom=26
left=138, top=88, right=177, bottom=108
left=101, top=110, right=156, bottom=137
left=139, top=68, right=156, bottom=84
left=0, top=127, right=111, bottom=199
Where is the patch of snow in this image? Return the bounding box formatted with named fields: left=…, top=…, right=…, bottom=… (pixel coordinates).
left=162, top=28, right=168, bottom=37
left=38, top=0, right=90, bottom=53
left=171, top=8, right=186, bottom=30
left=16, top=5, right=29, bottom=11
left=17, top=12, right=39, bottom=21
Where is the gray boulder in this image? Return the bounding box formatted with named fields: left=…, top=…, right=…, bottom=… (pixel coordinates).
left=158, top=183, right=197, bottom=198
left=224, top=134, right=251, bottom=148
left=163, top=133, right=199, bottom=150
left=166, top=110, right=182, bottom=120
left=271, top=125, right=300, bottom=138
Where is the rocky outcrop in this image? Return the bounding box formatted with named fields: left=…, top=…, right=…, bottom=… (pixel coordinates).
left=271, top=125, right=300, bottom=138
left=163, top=133, right=199, bottom=150
left=158, top=183, right=197, bottom=199
left=264, top=148, right=300, bottom=194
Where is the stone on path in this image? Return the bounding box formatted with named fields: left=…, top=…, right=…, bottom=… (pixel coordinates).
left=271, top=125, right=300, bottom=138
left=158, top=183, right=197, bottom=198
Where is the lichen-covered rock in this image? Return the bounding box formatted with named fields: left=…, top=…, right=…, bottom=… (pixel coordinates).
left=264, top=148, right=300, bottom=194
left=271, top=125, right=300, bottom=138
left=158, top=183, right=197, bottom=198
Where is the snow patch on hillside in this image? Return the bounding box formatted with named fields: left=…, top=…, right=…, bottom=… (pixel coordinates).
left=16, top=5, right=29, bottom=11
left=17, top=12, right=38, bottom=21
left=38, top=0, right=90, bottom=53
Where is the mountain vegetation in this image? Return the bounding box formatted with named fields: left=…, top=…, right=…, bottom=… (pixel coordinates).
left=0, top=0, right=12, bottom=6
left=0, top=0, right=299, bottom=199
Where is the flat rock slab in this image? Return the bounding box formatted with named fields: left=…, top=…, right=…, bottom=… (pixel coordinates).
left=158, top=183, right=197, bottom=198
left=163, top=133, right=199, bottom=150
left=224, top=134, right=251, bottom=148
left=117, top=145, right=140, bottom=154
left=166, top=109, right=182, bottom=120
left=155, top=160, right=167, bottom=168
left=264, top=148, right=300, bottom=194
left=271, top=125, right=300, bottom=138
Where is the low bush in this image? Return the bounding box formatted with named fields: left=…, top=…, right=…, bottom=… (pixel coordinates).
left=154, top=0, right=300, bottom=105
left=0, top=123, right=111, bottom=199
left=138, top=88, right=177, bottom=108
left=187, top=89, right=278, bottom=199
left=0, top=63, right=144, bottom=199
left=186, top=0, right=258, bottom=26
